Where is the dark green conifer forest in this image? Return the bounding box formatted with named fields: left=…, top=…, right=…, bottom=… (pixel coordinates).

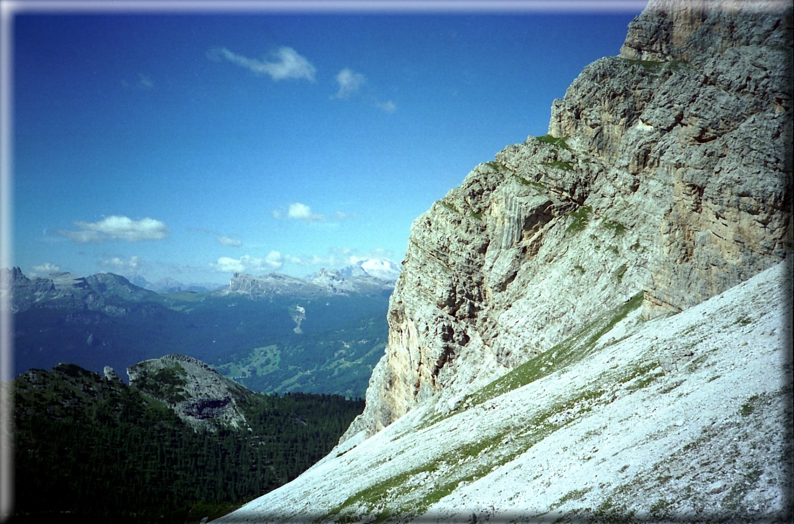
left=11, top=364, right=364, bottom=523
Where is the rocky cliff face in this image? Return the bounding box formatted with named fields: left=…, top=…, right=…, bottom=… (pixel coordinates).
left=344, top=0, right=791, bottom=441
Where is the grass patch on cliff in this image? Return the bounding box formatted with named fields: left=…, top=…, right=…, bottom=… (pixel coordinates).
left=566, top=205, right=592, bottom=233
left=622, top=58, right=666, bottom=70
left=515, top=175, right=546, bottom=190
left=440, top=200, right=460, bottom=214
left=535, top=134, right=570, bottom=150
left=601, top=219, right=628, bottom=235
left=614, top=264, right=628, bottom=283
left=327, top=384, right=620, bottom=523
left=542, top=160, right=574, bottom=171
left=325, top=418, right=561, bottom=522
left=484, top=160, right=508, bottom=173
left=621, top=57, right=688, bottom=73
left=551, top=488, right=592, bottom=511
left=466, top=292, right=643, bottom=408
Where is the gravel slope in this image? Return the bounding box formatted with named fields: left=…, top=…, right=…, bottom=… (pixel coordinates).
left=214, top=260, right=792, bottom=523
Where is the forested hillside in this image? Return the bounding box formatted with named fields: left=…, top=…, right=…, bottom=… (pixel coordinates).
left=11, top=363, right=364, bottom=523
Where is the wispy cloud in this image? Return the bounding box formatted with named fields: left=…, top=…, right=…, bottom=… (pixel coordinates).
left=331, top=67, right=396, bottom=113
left=208, top=46, right=316, bottom=82
left=332, top=68, right=366, bottom=99
left=212, top=252, right=283, bottom=273
left=279, top=247, right=396, bottom=269
left=122, top=73, right=154, bottom=90
left=137, top=73, right=153, bottom=89
left=58, top=216, right=169, bottom=243
left=377, top=100, right=397, bottom=113
left=217, top=235, right=242, bottom=247
left=188, top=228, right=243, bottom=247
left=30, top=262, right=60, bottom=277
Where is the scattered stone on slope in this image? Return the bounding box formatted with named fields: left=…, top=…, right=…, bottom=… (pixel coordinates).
left=213, top=260, right=792, bottom=524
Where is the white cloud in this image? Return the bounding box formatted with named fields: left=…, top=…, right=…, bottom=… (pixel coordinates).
left=209, top=46, right=316, bottom=82
left=212, top=252, right=283, bottom=274
left=288, top=202, right=324, bottom=221
left=276, top=248, right=397, bottom=271
left=273, top=203, right=353, bottom=223
left=100, top=256, right=140, bottom=271
left=333, top=68, right=366, bottom=99
left=58, top=216, right=169, bottom=243
left=30, top=262, right=60, bottom=276
left=347, top=249, right=396, bottom=266
left=213, top=257, right=246, bottom=273
left=264, top=251, right=283, bottom=268
left=217, top=235, right=242, bottom=247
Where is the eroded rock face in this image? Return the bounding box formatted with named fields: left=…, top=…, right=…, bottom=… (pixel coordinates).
left=554, top=0, right=793, bottom=316
left=343, top=0, right=791, bottom=441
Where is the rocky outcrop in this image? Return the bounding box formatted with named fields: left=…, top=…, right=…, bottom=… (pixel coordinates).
left=103, top=366, right=121, bottom=382
left=127, top=354, right=253, bottom=431
left=218, top=272, right=317, bottom=299
left=343, top=0, right=791, bottom=441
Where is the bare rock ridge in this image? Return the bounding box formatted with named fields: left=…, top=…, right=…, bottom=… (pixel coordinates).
left=127, top=354, right=253, bottom=432
left=343, top=0, right=791, bottom=441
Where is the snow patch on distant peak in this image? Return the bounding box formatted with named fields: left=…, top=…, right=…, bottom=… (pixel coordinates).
left=352, top=258, right=401, bottom=281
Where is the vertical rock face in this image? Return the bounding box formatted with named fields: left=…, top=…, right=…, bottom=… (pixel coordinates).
left=553, top=0, right=793, bottom=316
left=343, top=0, right=791, bottom=441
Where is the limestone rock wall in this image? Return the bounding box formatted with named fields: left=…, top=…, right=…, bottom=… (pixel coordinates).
left=342, top=0, right=791, bottom=441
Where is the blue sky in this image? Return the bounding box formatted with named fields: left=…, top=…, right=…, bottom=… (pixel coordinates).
left=8, top=1, right=647, bottom=285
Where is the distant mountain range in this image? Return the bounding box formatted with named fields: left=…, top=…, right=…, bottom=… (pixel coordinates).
left=2, top=259, right=399, bottom=398
left=216, top=260, right=398, bottom=300
left=130, top=275, right=224, bottom=294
